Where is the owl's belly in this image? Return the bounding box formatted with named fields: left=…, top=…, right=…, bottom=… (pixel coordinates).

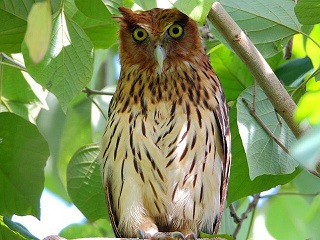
left=102, top=101, right=223, bottom=234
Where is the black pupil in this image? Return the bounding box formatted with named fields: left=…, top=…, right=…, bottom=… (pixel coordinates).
left=137, top=30, right=144, bottom=38
left=172, top=27, right=179, bottom=35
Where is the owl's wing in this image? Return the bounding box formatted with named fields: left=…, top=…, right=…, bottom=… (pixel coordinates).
left=104, top=97, right=122, bottom=238
left=213, top=86, right=231, bottom=234
left=104, top=174, right=121, bottom=237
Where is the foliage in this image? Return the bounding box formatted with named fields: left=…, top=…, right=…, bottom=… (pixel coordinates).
left=0, top=0, right=320, bottom=239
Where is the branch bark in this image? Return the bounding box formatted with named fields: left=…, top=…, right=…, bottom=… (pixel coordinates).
left=207, top=2, right=306, bottom=138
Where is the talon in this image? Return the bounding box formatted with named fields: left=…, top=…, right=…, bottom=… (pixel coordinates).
left=151, top=232, right=185, bottom=240
left=185, top=233, right=196, bottom=240
left=171, top=231, right=186, bottom=240
left=138, top=229, right=146, bottom=239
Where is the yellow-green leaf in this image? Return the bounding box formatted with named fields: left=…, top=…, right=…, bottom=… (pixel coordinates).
left=25, top=1, right=52, bottom=64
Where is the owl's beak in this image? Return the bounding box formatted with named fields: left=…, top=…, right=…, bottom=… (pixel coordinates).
left=154, top=45, right=165, bottom=71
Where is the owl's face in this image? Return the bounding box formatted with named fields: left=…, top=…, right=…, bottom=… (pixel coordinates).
left=118, top=7, right=204, bottom=72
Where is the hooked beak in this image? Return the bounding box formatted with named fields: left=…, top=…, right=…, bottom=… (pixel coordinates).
left=154, top=45, right=165, bottom=71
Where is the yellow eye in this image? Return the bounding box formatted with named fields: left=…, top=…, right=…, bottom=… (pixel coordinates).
left=168, top=24, right=184, bottom=38
left=132, top=28, right=148, bottom=42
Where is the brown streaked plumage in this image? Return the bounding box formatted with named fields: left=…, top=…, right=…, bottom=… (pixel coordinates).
left=101, top=7, right=231, bottom=238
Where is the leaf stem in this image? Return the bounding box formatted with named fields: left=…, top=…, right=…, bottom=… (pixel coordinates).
left=241, top=98, right=289, bottom=154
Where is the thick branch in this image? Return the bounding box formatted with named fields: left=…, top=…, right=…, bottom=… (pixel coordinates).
left=208, top=3, right=306, bottom=138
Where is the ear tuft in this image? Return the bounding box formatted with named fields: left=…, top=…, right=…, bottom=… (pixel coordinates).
left=118, top=7, right=134, bottom=18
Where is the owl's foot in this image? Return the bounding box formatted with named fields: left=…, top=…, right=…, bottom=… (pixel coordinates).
left=138, top=230, right=197, bottom=240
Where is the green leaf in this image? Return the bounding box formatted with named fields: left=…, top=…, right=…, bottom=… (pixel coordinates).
left=0, top=0, right=33, bottom=53
left=0, top=216, right=28, bottom=240
left=293, top=170, right=320, bottom=196
left=306, top=194, right=320, bottom=238
left=37, top=93, right=93, bottom=202
left=1, top=56, right=48, bottom=122
left=25, top=1, right=52, bottom=64
left=227, top=105, right=300, bottom=204
left=306, top=25, right=320, bottom=74
left=65, top=0, right=118, bottom=49
left=200, top=232, right=233, bottom=240
left=170, top=0, right=214, bottom=24
left=67, top=144, right=108, bottom=222
left=134, top=0, right=158, bottom=9
left=218, top=0, right=302, bottom=58
left=237, top=86, right=298, bottom=179
left=59, top=219, right=114, bottom=238
left=22, top=11, right=94, bottom=112
left=295, top=0, right=320, bottom=25
left=58, top=94, right=93, bottom=186
left=265, top=194, right=311, bottom=239
left=0, top=112, right=49, bottom=218
left=274, top=57, right=313, bottom=87
left=295, top=90, right=320, bottom=125
left=209, top=44, right=254, bottom=101
left=290, top=125, right=320, bottom=172
left=3, top=216, right=38, bottom=240
left=36, top=94, right=70, bottom=202
left=75, top=0, right=112, bottom=22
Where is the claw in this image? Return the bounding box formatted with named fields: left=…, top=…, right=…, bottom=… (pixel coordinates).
left=185, top=233, right=197, bottom=240
left=171, top=232, right=186, bottom=240
left=151, top=231, right=185, bottom=240
left=138, top=229, right=146, bottom=239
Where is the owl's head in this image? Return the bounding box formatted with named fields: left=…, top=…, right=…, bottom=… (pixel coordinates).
left=117, top=7, right=204, bottom=72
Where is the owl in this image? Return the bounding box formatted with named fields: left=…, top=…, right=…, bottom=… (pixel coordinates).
left=100, top=7, right=231, bottom=239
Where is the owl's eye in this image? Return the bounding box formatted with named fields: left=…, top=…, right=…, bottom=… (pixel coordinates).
left=132, top=28, right=148, bottom=42
left=168, top=24, right=184, bottom=38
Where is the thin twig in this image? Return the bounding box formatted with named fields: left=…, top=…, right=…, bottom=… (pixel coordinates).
left=233, top=194, right=260, bottom=239
left=0, top=52, right=26, bottom=71
left=229, top=204, right=241, bottom=224
left=245, top=195, right=259, bottom=240
left=260, top=191, right=320, bottom=199
left=253, top=80, right=256, bottom=111
left=242, top=98, right=289, bottom=154
left=86, top=95, right=108, bottom=121
left=82, top=87, right=114, bottom=96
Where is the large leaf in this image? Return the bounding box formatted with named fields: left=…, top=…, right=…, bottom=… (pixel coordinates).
left=290, top=125, right=320, bottom=172
left=237, top=86, right=298, bottom=179
left=65, top=0, right=118, bottom=49
left=58, top=93, right=93, bottom=185
left=25, top=1, right=52, bottom=64
left=0, top=0, right=33, bottom=53
left=306, top=194, right=320, bottom=238
left=37, top=93, right=93, bottom=201
left=295, top=90, right=320, bottom=125
left=265, top=193, right=312, bottom=239
left=227, top=105, right=300, bottom=204
left=0, top=216, right=28, bottom=240
left=274, top=57, right=313, bottom=87
left=217, top=0, right=302, bottom=58
left=59, top=219, right=114, bottom=238
left=22, top=10, right=94, bottom=111
left=1, top=62, right=47, bottom=122
left=209, top=44, right=254, bottom=101
left=170, top=0, right=214, bottom=24
left=0, top=112, right=49, bottom=218
left=2, top=216, right=38, bottom=240
left=36, top=94, right=70, bottom=201
left=67, top=144, right=108, bottom=222
left=295, top=0, right=320, bottom=25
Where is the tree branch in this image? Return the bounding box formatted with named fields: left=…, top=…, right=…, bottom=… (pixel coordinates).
left=207, top=2, right=307, bottom=138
